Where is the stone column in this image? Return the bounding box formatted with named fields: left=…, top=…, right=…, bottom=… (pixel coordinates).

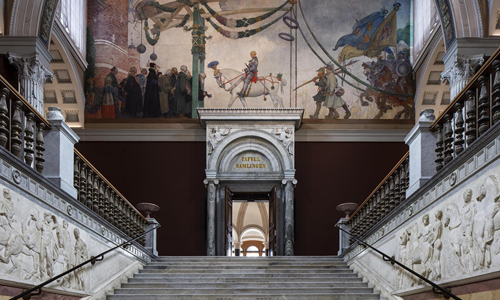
left=145, top=218, right=159, bottom=256
left=204, top=179, right=219, bottom=256
left=8, top=52, right=53, bottom=114
left=44, top=107, right=80, bottom=198
left=234, top=241, right=241, bottom=256
left=337, top=218, right=351, bottom=255
left=441, top=54, right=484, bottom=99
left=282, top=179, right=297, bottom=256
left=405, top=109, right=437, bottom=198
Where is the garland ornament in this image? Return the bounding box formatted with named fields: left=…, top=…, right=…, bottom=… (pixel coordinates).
left=201, top=0, right=291, bottom=28
left=142, top=1, right=176, bottom=13
left=176, top=14, right=191, bottom=28
left=206, top=10, right=288, bottom=39
left=144, top=19, right=161, bottom=46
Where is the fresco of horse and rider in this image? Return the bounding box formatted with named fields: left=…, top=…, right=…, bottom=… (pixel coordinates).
left=85, top=0, right=414, bottom=121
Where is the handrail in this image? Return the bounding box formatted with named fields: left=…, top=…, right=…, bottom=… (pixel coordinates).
left=348, top=151, right=409, bottom=223
left=74, top=149, right=146, bottom=221
left=0, top=74, right=51, bottom=128
left=10, top=224, right=161, bottom=300
left=431, top=45, right=500, bottom=130
left=336, top=225, right=461, bottom=300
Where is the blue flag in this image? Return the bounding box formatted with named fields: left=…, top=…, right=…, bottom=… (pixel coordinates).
left=333, top=9, right=388, bottom=51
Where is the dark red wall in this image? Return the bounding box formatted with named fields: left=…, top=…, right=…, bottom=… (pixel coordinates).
left=76, top=141, right=408, bottom=256
left=76, top=142, right=207, bottom=256
left=293, top=142, right=408, bottom=255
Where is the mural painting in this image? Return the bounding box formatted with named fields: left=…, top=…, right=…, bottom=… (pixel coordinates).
left=85, top=0, right=414, bottom=121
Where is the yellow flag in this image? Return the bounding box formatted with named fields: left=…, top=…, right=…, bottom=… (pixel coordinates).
left=338, top=45, right=366, bottom=63
left=366, top=10, right=398, bottom=57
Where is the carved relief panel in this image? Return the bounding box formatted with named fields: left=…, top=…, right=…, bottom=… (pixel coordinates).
left=396, top=166, right=500, bottom=289
left=0, top=183, right=89, bottom=292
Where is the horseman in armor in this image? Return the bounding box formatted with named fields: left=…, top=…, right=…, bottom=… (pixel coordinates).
left=237, top=50, right=259, bottom=97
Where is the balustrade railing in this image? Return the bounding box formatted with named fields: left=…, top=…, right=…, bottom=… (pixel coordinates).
left=348, top=152, right=409, bottom=240
left=0, top=75, right=50, bottom=173
left=74, top=149, right=147, bottom=245
left=431, top=47, right=500, bottom=169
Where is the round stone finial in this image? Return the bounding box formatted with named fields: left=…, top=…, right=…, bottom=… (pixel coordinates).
left=46, top=106, right=64, bottom=121
left=419, top=109, right=435, bottom=122
left=136, top=203, right=160, bottom=218
left=336, top=202, right=359, bottom=218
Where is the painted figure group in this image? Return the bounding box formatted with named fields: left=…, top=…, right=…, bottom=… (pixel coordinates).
left=310, top=63, right=351, bottom=119
left=86, top=64, right=211, bottom=119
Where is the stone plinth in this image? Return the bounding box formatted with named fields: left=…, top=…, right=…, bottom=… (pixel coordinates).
left=405, top=109, right=436, bottom=198
left=44, top=107, right=80, bottom=198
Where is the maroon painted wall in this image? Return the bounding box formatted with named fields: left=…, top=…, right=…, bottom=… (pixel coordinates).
left=76, top=141, right=408, bottom=256
left=76, top=142, right=207, bottom=256
left=293, top=142, right=408, bottom=255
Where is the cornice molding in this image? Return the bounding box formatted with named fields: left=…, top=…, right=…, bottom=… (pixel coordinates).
left=75, top=128, right=411, bottom=143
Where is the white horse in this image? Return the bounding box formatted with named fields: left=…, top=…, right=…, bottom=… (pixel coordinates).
left=215, top=68, right=287, bottom=108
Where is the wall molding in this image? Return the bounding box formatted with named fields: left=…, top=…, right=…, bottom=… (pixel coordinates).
left=75, top=127, right=412, bottom=143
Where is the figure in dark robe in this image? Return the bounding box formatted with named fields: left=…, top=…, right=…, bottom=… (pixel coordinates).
left=124, top=66, right=142, bottom=117
left=174, top=65, right=192, bottom=118
left=143, top=63, right=161, bottom=118
left=169, top=67, right=178, bottom=117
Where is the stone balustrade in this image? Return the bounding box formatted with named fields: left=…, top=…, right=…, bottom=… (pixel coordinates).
left=432, top=47, right=500, bottom=171
left=348, top=152, right=409, bottom=240
left=74, top=150, right=147, bottom=245
left=0, top=75, right=50, bottom=174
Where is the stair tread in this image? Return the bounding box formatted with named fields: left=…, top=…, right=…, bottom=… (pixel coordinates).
left=107, top=257, right=378, bottom=300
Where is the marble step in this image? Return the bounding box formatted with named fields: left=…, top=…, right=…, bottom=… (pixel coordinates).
left=122, top=282, right=369, bottom=289
left=144, top=264, right=350, bottom=270
left=129, top=276, right=363, bottom=283
left=113, top=287, right=374, bottom=295
left=139, top=269, right=353, bottom=275
left=134, top=272, right=359, bottom=278
left=153, top=256, right=342, bottom=261
left=147, top=262, right=347, bottom=267
left=107, top=293, right=381, bottom=300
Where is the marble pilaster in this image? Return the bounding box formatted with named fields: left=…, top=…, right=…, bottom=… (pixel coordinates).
left=7, top=52, right=53, bottom=114
left=405, top=109, right=437, bottom=198
left=204, top=178, right=219, bottom=256
left=283, top=179, right=297, bottom=256
left=441, top=53, right=484, bottom=100
left=440, top=38, right=500, bottom=100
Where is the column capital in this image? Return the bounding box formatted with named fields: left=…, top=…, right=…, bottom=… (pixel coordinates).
left=7, top=52, right=53, bottom=85
left=281, top=179, right=297, bottom=187
left=203, top=179, right=219, bottom=187
left=441, top=53, right=484, bottom=85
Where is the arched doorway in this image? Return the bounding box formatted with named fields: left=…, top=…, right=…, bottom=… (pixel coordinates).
left=199, top=108, right=303, bottom=256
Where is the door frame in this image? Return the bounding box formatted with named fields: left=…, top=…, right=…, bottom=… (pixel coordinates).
left=217, top=181, right=284, bottom=256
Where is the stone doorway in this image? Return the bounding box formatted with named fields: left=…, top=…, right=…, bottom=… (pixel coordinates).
left=227, top=190, right=275, bottom=257
left=199, top=108, right=303, bottom=256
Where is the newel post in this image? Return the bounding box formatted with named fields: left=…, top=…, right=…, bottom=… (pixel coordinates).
left=404, top=109, right=437, bottom=198
left=44, top=107, right=80, bottom=198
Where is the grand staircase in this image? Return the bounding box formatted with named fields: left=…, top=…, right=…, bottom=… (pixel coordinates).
left=107, top=256, right=381, bottom=300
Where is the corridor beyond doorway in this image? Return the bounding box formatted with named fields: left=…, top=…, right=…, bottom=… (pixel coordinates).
left=230, top=192, right=271, bottom=257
